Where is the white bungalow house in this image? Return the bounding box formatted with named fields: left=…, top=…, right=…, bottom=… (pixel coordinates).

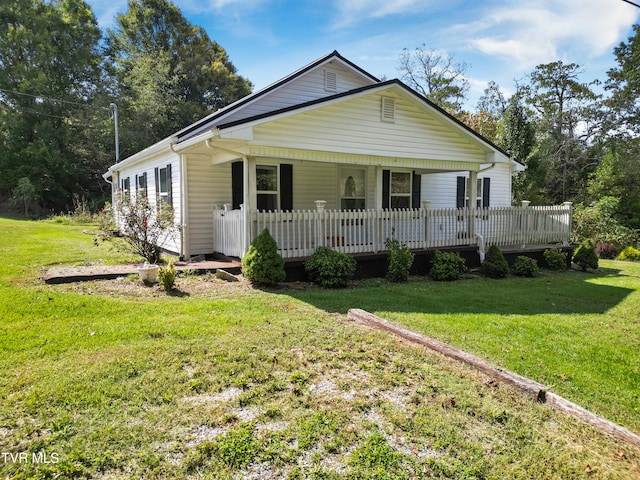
left=103, top=51, right=570, bottom=261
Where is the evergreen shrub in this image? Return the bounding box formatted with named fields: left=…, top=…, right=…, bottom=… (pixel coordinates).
left=573, top=241, right=599, bottom=271
left=543, top=248, right=568, bottom=271
left=305, top=246, right=356, bottom=288
left=429, top=250, right=466, bottom=281
left=242, top=229, right=285, bottom=286
left=595, top=242, right=618, bottom=259
left=513, top=256, right=538, bottom=277
left=482, top=245, right=509, bottom=278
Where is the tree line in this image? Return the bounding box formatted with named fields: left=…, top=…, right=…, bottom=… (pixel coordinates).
left=1, top=0, right=638, bottom=242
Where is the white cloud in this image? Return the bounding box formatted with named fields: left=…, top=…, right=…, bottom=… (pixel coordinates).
left=331, top=0, right=442, bottom=29
left=454, top=0, right=639, bottom=70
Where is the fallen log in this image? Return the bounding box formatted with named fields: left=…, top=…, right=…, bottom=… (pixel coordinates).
left=347, top=308, right=640, bottom=449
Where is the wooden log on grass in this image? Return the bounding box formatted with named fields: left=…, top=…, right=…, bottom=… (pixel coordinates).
left=347, top=308, right=640, bottom=449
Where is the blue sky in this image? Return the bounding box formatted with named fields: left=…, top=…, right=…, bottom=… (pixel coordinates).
left=87, top=0, right=639, bottom=109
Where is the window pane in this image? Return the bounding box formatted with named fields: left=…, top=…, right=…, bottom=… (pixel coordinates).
left=159, top=168, right=168, bottom=193
left=257, top=193, right=277, bottom=211
left=391, top=172, right=411, bottom=194
left=256, top=166, right=277, bottom=192
left=391, top=196, right=410, bottom=209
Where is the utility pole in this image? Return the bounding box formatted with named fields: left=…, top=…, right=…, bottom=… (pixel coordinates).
left=110, top=103, right=120, bottom=163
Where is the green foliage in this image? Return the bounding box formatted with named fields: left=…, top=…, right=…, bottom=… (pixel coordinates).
left=512, top=256, right=539, bottom=277
left=572, top=241, right=599, bottom=271
left=106, top=0, right=252, bottom=157
left=305, top=246, right=356, bottom=288
left=9, top=177, right=39, bottom=216
left=385, top=235, right=414, bottom=283
left=241, top=228, right=285, bottom=286
left=96, top=195, right=177, bottom=264
left=572, top=196, right=639, bottom=248
left=429, top=250, right=466, bottom=281
left=158, top=259, right=176, bottom=292
left=617, top=246, right=640, bottom=262
left=347, top=432, right=406, bottom=477
left=543, top=248, right=568, bottom=271
left=482, top=245, right=510, bottom=278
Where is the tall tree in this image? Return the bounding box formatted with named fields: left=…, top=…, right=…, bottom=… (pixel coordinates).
left=398, top=45, right=469, bottom=113
left=106, top=0, right=253, bottom=158
left=604, top=24, right=640, bottom=138
left=525, top=61, right=599, bottom=203
left=0, top=0, right=104, bottom=211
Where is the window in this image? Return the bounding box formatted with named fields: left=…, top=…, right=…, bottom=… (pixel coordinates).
left=121, top=177, right=130, bottom=200
left=390, top=172, right=411, bottom=209
left=155, top=165, right=172, bottom=207
left=340, top=168, right=366, bottom=210
left=136, top=172, right=147, bottom=199
left=256, top=165, right=278, bottom=211
left=456, top=176, right=490, bottom=208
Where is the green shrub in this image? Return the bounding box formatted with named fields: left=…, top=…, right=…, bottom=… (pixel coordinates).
left=543, top=248, right=568, bottom=271
left=158, top=259, right=176, bottom=292
left=385, top=235, right=414, bottom=283
left=572, top=241, right=599, bottom=271
left=429, top=250, right=466, bottom=281
left=482, top=245, right=509, bottom=278
left=242, top=229, right=286, bottom=286
left=617, top=246, right=640, bottom=262
left=513, top=256, right=538, bottom=277
left=305, top=246, right=356, bottom=288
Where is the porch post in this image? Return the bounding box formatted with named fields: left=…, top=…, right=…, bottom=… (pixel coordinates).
left=242, top=156, right=257, bottom=255
left=562, top=201, right=573, bottom=246
left=375, top=166, right=384, bottom=209
left=468, top=170, right=478, bottom=243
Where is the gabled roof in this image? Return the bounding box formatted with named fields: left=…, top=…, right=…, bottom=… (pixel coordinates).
left=210, top=79, right=515, bottom=162
left=176, top=50, right=380, bottom=143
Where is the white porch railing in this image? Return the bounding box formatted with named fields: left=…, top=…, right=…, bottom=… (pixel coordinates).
left=213, top=205, right=572, bottom=259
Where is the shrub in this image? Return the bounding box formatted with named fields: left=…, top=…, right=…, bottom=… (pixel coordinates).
left=617, top=246, right=640, bottom=262
left=543, top=248, right=568, bottom=271
left=513, top=256, right=538, bottom=277
left=429, top=250, right=466, bottom=281
left=572, top=241, right=599, bottom=272
left=385, top=235, right=414, bottom=283
left=482, top=245, right=509, bottom=278
left=595, top=242, right=618, bottom=259
left=242, top=229, right=286, bottom=286
left=572, top=196, right=639, bottom=248
left=159, top=259, right=176, bottom=292
left=305, top=246, right=356, bottom=288
left=96, top=195, right=177, bottom=264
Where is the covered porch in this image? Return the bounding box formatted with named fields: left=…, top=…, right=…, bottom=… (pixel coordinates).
left=212, top=202, right=572, bottom=260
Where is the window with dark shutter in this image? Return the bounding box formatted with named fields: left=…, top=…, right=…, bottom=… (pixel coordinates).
left=412, top=171, right=421, bottom=209
left=155, top=165, right=172, bottom=207
left=280, top=164, right=293, bottom=211
left=231, top=161, right=244, bottom=210
left=456, top=176, right=466, bottom=209
left=482, top=178, right=490, bottom=208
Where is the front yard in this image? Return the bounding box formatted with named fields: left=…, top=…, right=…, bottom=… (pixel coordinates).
left=0, top=218, right=638, bottom=479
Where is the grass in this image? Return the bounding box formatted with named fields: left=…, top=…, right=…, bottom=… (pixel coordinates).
left=0, top=217, right=639, bottom=479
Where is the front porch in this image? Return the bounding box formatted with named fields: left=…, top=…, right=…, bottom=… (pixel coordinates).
left=212, top=203, right=572, bottom=261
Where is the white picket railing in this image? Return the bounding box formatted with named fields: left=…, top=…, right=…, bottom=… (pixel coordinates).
left=213, top=205, right=572, bottom=259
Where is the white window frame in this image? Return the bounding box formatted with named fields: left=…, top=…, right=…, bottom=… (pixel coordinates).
left=256, top=164, right=279, bottom=211
left=339, top=167, right=366, bottom=210
left=390, top=171, right=411, bottom=209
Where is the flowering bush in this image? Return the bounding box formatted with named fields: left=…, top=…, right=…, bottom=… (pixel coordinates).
left=96, top=194, right=177, bottom=264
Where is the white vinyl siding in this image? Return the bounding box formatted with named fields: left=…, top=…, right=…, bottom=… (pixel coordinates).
left=220, top=63, right=375, bottom=125
left=251, top=91, right=486, bottom=163
left=186, top=157, right=232, bottom=255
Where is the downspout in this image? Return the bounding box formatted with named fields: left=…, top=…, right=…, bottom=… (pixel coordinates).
left=205, top=135, right=251, bottom=256
left=170, top=142, right=188, bottom=260
left=478, top=162, right=496, bottom=174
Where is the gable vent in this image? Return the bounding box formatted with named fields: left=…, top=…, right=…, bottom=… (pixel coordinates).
left=324, top=70, right=337, bottom=92
left=381, top=96, right=395, bottom=122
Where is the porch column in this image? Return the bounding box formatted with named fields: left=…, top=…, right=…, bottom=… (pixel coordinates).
left=468, top=170, right=478, bottom=242
left=242, top=155, right=257, bottom=255
left=375, top=166, right=384, bottom=209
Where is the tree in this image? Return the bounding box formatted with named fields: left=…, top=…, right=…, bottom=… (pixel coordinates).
left=398, top=45, right=469, bottom=113
left=604, top=24, right=640, bottom=138
left=0, top=0, right=105, bottom=212
left=525, top=61, right=599, bottom=203
left=106, top=0, right=253, bottom=158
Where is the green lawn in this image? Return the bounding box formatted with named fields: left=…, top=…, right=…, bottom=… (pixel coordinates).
left=0, top=217, right=639, bottom=479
